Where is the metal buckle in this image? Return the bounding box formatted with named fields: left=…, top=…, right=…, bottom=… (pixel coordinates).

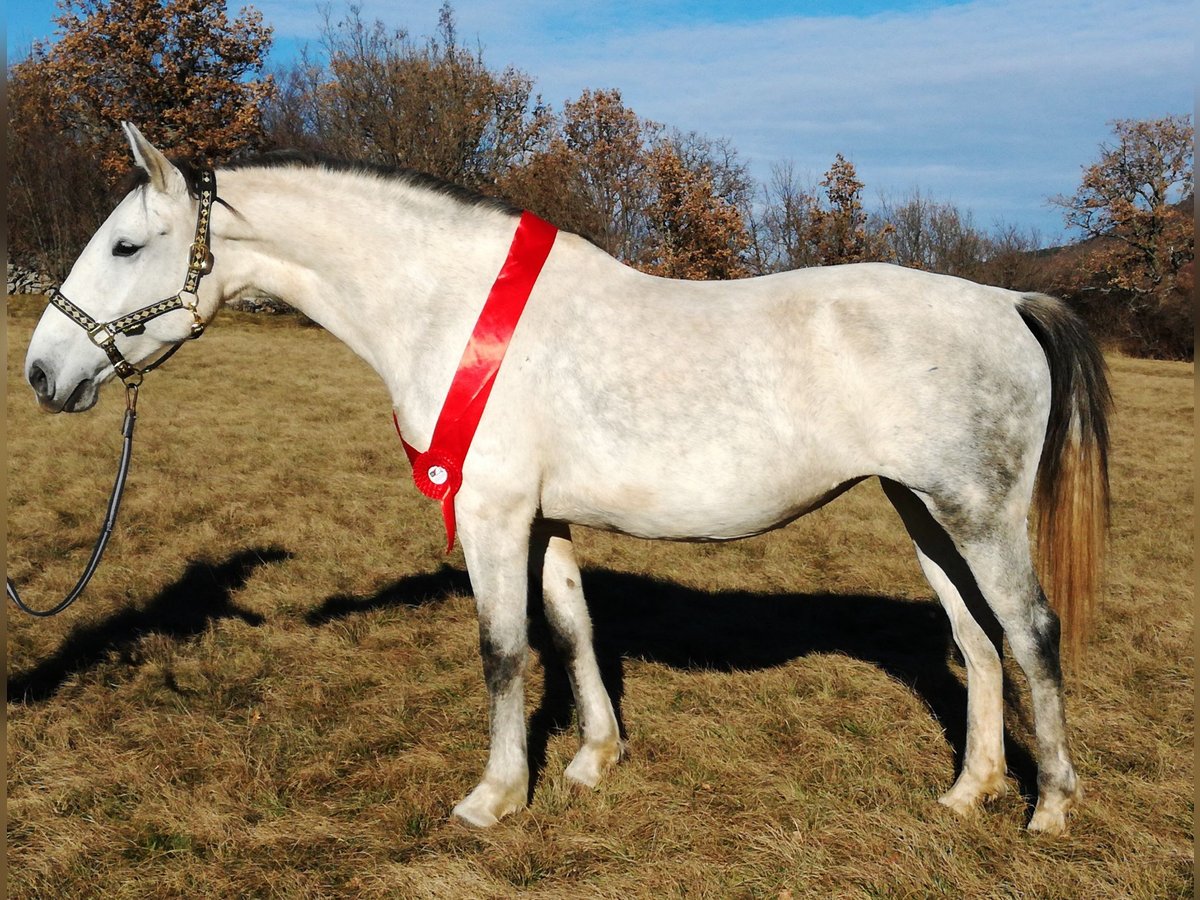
left=88, top=324, right=116, bottom=347
left=189, top=241, right=213, bottom=275
left=177, top=290, right=209, bottom=338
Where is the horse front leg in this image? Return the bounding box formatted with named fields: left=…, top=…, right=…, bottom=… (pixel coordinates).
left=451, top=496, right=537, bottom=827
left=532, top=519, right=624, bottom=787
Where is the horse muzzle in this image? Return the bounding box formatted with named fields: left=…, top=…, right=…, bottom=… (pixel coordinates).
left=27, top=358, right=100, bottom=413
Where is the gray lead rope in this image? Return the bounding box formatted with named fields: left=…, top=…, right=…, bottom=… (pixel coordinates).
left=7, top=384, right=139, bottom=617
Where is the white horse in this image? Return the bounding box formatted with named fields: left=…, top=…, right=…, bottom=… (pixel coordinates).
left=22, top=124, right=1110, bottom=834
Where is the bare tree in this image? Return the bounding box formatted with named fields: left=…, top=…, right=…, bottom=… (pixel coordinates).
left=751, top=156, right=892, bottom=272
left=877, top=189, right=988, bottom=277
left=263, top=3, right=551, bottom=191
left=749, top=161, right=821, bottom=272
left=975, top=223, right=1046, bottom=291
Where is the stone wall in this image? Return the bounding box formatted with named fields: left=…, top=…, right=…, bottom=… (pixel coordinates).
left=7, top=264, right=56, bottom=295
left=226, top=294, right=296, bottom=314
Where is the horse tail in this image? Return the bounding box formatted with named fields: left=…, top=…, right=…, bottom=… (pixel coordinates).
left=1016, top=293, right=1113, bottom=661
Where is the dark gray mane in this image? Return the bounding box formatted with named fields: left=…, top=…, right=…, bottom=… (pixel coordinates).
left=123, top=150, right=522, bottom=217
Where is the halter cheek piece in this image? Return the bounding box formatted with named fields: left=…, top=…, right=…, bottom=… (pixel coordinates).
left=47, top=168, right=217, bottom=385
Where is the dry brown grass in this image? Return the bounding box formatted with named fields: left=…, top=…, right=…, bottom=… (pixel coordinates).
left=6, top=294, right=1193, bottom=898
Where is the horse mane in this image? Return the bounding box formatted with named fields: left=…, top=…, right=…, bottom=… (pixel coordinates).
left=121, top=148, right=522, bottom=217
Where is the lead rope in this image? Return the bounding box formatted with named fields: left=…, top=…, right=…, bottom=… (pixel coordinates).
left=7, top=382, right=140, bottom=617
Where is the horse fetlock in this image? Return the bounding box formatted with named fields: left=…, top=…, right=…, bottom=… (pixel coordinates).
left=564, top=738, right=625, bottom=788
left=450, top=778, right=528, bottom=828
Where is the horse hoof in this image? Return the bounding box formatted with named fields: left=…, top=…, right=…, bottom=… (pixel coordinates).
left=1026, top=777, right=1080, bottom=836
left=938, top=771, right=1008, bottom=814
left=450, top=780, right=526, bottom=827
left=1027, top=807, right=1069, bottom=836
left=564, top=740, right=624, bottom=788
left=1027, top=792, right=1078, bottom=836
left=937, top=791, right=977, bottom=817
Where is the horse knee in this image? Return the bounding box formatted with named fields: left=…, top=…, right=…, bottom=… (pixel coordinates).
left=537, top=532, right=594, bottom=658
left=480, top=632, right=527, bottom=696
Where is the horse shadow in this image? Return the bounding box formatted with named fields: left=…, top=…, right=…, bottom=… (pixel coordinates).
left=7, top=546, right=288, bottom=704
left=304, top=566, right=474, bottom=624
left=306, top=564, right=1040, bottom=805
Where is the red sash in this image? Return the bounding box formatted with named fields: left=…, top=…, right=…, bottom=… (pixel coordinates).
left=394, top=211, right=558, bottom=551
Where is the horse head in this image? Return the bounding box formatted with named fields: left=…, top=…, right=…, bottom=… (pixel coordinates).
left=24, top=124, right=214, bottom=412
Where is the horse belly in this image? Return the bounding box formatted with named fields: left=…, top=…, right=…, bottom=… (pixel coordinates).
left=539, top=439, right=860, bottom=541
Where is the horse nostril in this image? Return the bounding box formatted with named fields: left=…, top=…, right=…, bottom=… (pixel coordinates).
left=28, top=360, right=54, bottom=400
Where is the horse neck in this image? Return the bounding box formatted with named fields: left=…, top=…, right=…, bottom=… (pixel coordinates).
left=211, top=166, right=524, bottom=442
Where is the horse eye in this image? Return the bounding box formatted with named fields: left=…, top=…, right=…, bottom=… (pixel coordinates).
left=112, top=240, right=141, bottom=257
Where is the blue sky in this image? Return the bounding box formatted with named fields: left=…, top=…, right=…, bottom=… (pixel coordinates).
left=7, top=1, right=1193, bottom=241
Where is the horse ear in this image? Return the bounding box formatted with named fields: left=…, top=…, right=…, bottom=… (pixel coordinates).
left=121, top=122, right=186, bottom=195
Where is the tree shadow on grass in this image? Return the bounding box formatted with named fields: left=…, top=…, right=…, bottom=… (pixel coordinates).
left=7, top=546, right=289, bottom=704
left=307, top=564, right=1039, bottom=805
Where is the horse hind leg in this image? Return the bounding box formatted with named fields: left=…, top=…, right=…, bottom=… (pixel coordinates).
left=956, top=526, right=1080, bottom=834
left=532, top=520, right=624, bottom=787
left=881, top=479, right=1008, bottom=812
left=888, top=479, right=1080, bottom=834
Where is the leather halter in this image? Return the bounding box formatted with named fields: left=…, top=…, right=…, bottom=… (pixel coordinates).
left=47, top=168, right=217, bottom=385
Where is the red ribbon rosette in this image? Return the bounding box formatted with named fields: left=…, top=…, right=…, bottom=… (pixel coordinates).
left=410, top=450, right=462, bottom=501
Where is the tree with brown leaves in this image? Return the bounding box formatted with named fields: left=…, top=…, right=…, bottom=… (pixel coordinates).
left=510, top=88, right=659, bottom=260
left=1052, top=115, right=1193, bottom=357
left=14, top=0, right=273, bottom=176
left=8, top=0, right=273, bottom=273
left=642, top=141, right=749, bottom=280
left=807, top=153, right=892, bottom=265
left=293, top=3, right=551, bottom=191
left=509, top=92, right=753, bottom=278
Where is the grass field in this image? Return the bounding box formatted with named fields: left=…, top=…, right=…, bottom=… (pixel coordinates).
left=6, top=294, right=1193, bottom=898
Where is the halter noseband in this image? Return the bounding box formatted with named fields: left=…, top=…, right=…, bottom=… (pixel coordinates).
left=47, top=168, right=217, bottom=385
